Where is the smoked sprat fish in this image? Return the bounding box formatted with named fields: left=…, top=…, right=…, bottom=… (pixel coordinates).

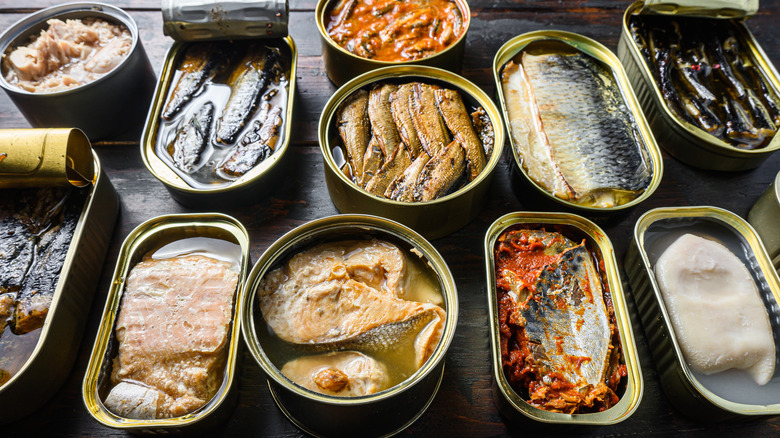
left=501, top=51, right=652, bottom=208
left=494, top=228, right=624, bottom=413
left=162, top=43, right=223, bottom=121
left=334, top=81, right=494, bottom=203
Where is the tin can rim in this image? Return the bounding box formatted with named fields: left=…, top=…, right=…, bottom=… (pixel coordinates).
left=492, top=29, right=664, bottom=212
left=484, top=211, right=644, bottom=424
left=315, top=0, right=471, bottom=67
left=0, top=2, right=140, bottom=96
left=317, top=64, right=505, bottom=206
left=240, top=213, right=459, bottom=406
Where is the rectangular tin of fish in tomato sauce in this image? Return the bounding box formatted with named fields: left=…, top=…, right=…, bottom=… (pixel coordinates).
left=82, top=213, right=250, bottom=432
left=0, top=128, right=118, bottom=424
left=140, top=36, right=297, bottom=208
left=624, top=206, right=780, bottom=420
left=617, top=0, right=780, bottom=170
left=493, top=30, right=663, bottom=214
left=485, top=212, right=643, bottom=426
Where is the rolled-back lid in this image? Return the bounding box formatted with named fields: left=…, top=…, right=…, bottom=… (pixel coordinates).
left=162, top=0, right=288, bottom=41
left=0, top=128, right=94, bottom=188
left=638, top=0, right=758, bottom=19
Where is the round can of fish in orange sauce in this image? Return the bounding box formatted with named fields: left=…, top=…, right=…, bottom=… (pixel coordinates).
left=316, top=0, right=470, bottom=86
left=0, top=3, right=156, bottom=141
left=240, top=214, right=458, bottom=437
left=318, top=65, right=504, bottom=240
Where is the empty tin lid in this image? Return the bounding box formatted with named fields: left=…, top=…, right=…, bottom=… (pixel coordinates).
left=162, top=0, right=288, bottom=41
left=0, top=128, right=94, bottom=188
left=638, top=0, right=758, bottom=18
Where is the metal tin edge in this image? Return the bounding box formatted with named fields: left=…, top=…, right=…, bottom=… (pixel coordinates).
left=484, top=211, right=643, bottom=425
left=0, top=150, right=119, bottom=424
left=618, top=1, right=780, bottom=162
left=82, top=213, right=250, bottom=431
left=748, top=171, right=780, bottom=270
left=629, top=206, right=780, bottom=418
left=140, top=36, right=298, bottom=199
left=316, top=65, right=505, bottom=239
left=240, top=214, right=458, bottom=435
left=491, top=30, right=663, bottom=213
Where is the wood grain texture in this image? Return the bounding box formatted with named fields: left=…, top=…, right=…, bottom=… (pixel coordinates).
left=1, top=1, right=779, bottom=437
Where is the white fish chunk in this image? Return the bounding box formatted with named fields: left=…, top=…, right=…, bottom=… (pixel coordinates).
left=281, top=351, right=390, bottom=396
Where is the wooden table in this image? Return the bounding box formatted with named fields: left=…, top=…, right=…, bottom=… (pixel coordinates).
left=2, top=0, right=780, bottom=436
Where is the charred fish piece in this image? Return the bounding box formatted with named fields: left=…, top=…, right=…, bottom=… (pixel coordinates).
left=215, top=44, right=276, bottom=144
left=413, top=140, right=465, bottom=202
left=337, top=89, right=371, bottom=182
left=386, top=153, right=430, bottom=202
left=162, top=43, right=223, bottom=121
left=434, top=88, right=485, bottom=181
left=365, top=144, right=411, bottom=197
left=361, top=136, right=384, bottom=187
left=167, top=102, right=214, bottom=174
left=410, top=83, right=450, bottom=157
left=471, top=107, right=494, bottom=157
left=722, top=98, right=763, bottom=149
left=390, top=84, right=423, bottom=159
left=368, top=83, right=401, bottom=157
left=219, top=106, right=283, bottom=177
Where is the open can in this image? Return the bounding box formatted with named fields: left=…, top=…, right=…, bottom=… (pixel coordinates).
left=82, top=213, right=250, bottom=432
left=493, top=30, right=663, bottom=213
left=617, top=0, right=780, bottom=170
left=748, top=171, right=780, bottom=272
left=0, top=128, right=118, bottom=423
left=485, top=212, right=643, bottom=425
left=241, top=214, right=458, bottom=437
left=624, top=206, right=780, bottom=420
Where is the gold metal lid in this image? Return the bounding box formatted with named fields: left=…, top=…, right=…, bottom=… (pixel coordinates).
left=638, top=0, right=758, bottom=18
left=0, top=128, right=94, bottom=188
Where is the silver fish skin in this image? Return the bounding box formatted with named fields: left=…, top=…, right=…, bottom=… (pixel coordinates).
left=410, top=83, right=450, bottom=157
left=215, top=44, right=274, bottom=144
left=365, top=144, right=411, bottom=197
left=390, top=84, right=424, bottom=159
left=434, top=88, right=485, bottom=181
left=162, top=43, right=222, bottom=121
left=413, top=140, right=465, bottom=202
left=519, top=52, right=652, bottom=207
left=369, top=83, right=401, bottom=157
left=219, top=106, right=282, bottom=177
left=169, top=102, right=214, bottom=173
left=337, top=89, right=371, bottom=182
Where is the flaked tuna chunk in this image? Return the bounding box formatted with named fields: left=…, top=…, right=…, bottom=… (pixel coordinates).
left=105, top=255, right=238, bottom=419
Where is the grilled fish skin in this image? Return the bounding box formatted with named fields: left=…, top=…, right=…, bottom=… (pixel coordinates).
left=365, top=144, right=411, bottom=197
left=434, top=88, right=485, bottom=181
left=162, top=43, right=223, bottom=121
left=368, top=83, right=401, bottom=157
left=413, top=140, right=465, bottom=202
left=390, top=84, right=423, bottom=158
left=337, top=89, right=371, bottom=182
left=410, top=83, right=450, bottom=157
left=361, top=136, right=384, bottom=187
left=168, top=102, right=214, bottom=174
left=517, top=52, right=652, bottom=207
left=386, top=153, right=430, bottom=202
left=219, top=106, right=282, bottom=177
left=471, top=107, right=494, bottom=157
left=215, top=44, right=275, bottom=144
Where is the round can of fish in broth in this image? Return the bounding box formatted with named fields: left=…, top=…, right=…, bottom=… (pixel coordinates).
left=318, top=65, right=504, bottom=240
left=0, top=3, right=156, bottom=141
left=316, top=0, right=470, bottom=86
left=162, top=0, right=288, bottom=41
left=240, top=214, right=458, bottom=437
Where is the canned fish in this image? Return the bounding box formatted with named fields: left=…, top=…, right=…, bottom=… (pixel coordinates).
left=162, top=0, right=288, bottom=41
left=485, top=212, right=643, bottom=425
left=625, top=206, right=780, bottom=420
left=83, top=213, right=250, bottom=432
left=748, top=171, right=780, bottom=271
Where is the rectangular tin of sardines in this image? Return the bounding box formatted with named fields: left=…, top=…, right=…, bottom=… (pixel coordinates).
left=141, top=36, right=297, bottom=207
left=618, top=0, right=780, bottom=170
left=624, top=206, right=780, bottom=420
left=0, top=129, right=118, bottom=424
left=485, top=212, right=643, bottom=425
left=83, top=213, right=250, bottom=432
left=493, top=30, right=662, bottom=212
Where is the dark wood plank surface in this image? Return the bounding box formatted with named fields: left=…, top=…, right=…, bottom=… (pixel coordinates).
left=1, top=0, right=780, bottom=436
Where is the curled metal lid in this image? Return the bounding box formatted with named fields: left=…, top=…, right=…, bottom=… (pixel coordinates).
left=162, top=0, right=288, bottom=41
left=639, top=0, right=758, bottom=19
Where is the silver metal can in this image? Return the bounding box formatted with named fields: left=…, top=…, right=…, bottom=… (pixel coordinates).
left=162, top=0, right=288, bottom=41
